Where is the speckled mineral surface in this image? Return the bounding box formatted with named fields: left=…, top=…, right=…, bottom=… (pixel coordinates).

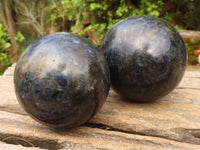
left=101, top=16, right=187, bottom=102
left=14, top=32, right=110, bottom=127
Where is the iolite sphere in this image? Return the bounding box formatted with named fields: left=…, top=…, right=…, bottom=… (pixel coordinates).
left=101, top=16, right=187, bottom=102
left=14, top=32, right=110, bottom=127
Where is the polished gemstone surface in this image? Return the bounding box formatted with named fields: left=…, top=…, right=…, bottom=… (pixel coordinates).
left=101, top=16, right=187, bottom=102
left=14, top=32, right=110, bottom=127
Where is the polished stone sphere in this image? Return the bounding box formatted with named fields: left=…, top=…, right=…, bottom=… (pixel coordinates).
left=101, top=16, right=187, bottom=102
left=14, top=32, right=110, bottom=127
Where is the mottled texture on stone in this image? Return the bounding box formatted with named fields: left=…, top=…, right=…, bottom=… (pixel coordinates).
left=14, top=32, right=110, bottom=128
left=101, top=15, right=187, bottom=102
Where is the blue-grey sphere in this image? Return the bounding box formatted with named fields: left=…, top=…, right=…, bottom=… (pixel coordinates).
left=101, top=16, right=187, bottom=102
left=14, top=32, right=110, bottom=127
